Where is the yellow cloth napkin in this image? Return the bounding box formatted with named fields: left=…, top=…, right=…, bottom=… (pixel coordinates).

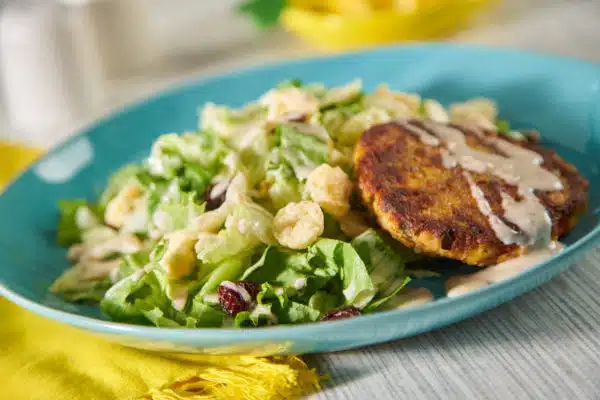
left=0, top=141, right=320, bottom=400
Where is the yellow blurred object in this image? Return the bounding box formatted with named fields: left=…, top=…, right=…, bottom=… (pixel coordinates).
left=282, top=0, right=497, bottom=51
left=0, top=141, right=42, bottom=188
left=326, top=0, right=373, bottom=15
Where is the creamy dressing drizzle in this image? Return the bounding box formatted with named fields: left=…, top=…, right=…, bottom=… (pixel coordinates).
left=411, top=120, right=563, bottom=191
left=384, top=288, right=434, bottom=309
left=463, top=171, right=524, bottom=245
left=446, top=242, right=564, bottom=297
left=400, top=122, right=441, bottom=146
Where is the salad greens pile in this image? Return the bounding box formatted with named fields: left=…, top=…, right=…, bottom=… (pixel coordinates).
left=51, top=80, right=511, bottom=328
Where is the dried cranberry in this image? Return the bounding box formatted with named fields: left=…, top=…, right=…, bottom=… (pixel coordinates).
left=320, top=306, right=361, bottom=322
left=236, top=280, right=261, bottom=299
left=205, top=183, right=228, bottom=211
left=217, top=280, right=260, bottom=316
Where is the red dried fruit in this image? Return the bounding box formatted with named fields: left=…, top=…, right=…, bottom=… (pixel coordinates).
left=236, top=280, right=261, bottom=300
left=320, top=306, right=361, bottom=322
left=217, top=280, right=260, bottom=316
left=205, top=182, right=228, bottom=211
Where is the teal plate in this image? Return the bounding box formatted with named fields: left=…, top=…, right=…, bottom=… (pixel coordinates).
left=1, top=44, right=599, bottom=355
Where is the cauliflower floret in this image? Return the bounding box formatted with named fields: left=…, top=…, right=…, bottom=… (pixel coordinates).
left=104, top=181, right=143, bottom=228
left=423, top=99, right=450, bottom=123
left=305, top=164, right=353, bottom=218
left=161, top=231, right=197, bottom=280
left=449, top=98, right=498, bottom=130
left=273, top=201, right=324, bottom=249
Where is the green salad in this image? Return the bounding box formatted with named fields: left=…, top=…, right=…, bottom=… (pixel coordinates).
left=51, top=80, right=514, bottom=328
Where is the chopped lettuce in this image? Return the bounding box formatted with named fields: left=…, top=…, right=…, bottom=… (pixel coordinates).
left=234, top=282, right=319, bottom=327
left=202, top=102, right=266, bottom=130
left=117, top=250, right=150, bottom=280
left=241, top=246, right=286, bottom=282
left=194, top=197, right=274, bottom=264
left=352, top=230, right=405, bottom=291
left=196, top=257, right=246, bottom=298
left=308, top=291, right=340, bottom=315
left=180, top=162, right=214, bottom=198
left=320, top=80, right=364, bottom=110
left=50, top=264, right=113, bottom=302
left=334, top=241, right=377, bottom=309
left=151, top=191, right=205, bottom=237
left=195, top=224, right=257, bottom=265
left=277, top=301, right=320, bottom=324
left=147, top=131, right=228, bottom=179
left=100, top=267, right=172, bottom=324
left=265, top=162, right=302, bottom=210
left=363, top=276, right=411, bottom=313
left=187, top=300, right=226, bottom=327
left=337, top=107, right=392, bottom=145
left=274, top=123, right=329, bottom=181
left=57, top=199, right=98, bottom=246
left=99, top=164, right=144, bottom=212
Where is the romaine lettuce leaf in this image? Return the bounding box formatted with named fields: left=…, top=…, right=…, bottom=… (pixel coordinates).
left=50, top=257, right=120, bottom=301
left=179, top=162, right=214, bottom=198
left=100, top=267, right=172, bottom=324
left=277, top=301, right=320, bottom=324
left=151, top=191, right=205, bottom=237
left=308, top=290, right=340, bottom=315
left=241, top=246, right=286, bottom=282
left=274, top=123, right=329, bottom=181
left=363, top=276, right=411, bottom=312
left=117, top=250, right=150, bottom=280
left=147, top=131, right=228, bottom=179
left=352, top=229, right=412, bottom=305
left=234, top=303, right=275, bottom=327
left=99, top=164, right=144, bottom=212
left=186, top=299, right=226, bottom=327
left=234, top=282, right=319, bottom=327
left=195, top=229, right=259, bottom=266
left=320, top=80, right=364, bottom=110
left=225, top=201, right=275, bottom=245
left=141, top=307, right=188, bottom=328
left=265, top=162, right=302, bottom=210
left=51, top=274, right=112, bottom=302
left=143, top=302, right=225, bottom=328
left=194, top=198, right=274, bottom=264
left=334, top=241, right=376, bottom=309
left=57, top=199, right=96, bottom=246
left=352, top=229, right=404, bottom=285
left=196, top=257, right=246, bottom=298
left=243, top=245, right=337, bottom=302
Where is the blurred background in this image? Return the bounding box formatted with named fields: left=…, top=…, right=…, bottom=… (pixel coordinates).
left=0, top=0, right=599, bottom=148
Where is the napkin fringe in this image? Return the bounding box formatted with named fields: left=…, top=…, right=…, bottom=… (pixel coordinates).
left=138, top=356, right=321, bottom=400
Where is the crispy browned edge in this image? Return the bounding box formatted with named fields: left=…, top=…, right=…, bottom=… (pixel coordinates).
left=354, top=121, right=589, bottom=266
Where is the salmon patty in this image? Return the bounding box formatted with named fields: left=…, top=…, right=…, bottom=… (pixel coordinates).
left=354, top=120, right=589, bottom=266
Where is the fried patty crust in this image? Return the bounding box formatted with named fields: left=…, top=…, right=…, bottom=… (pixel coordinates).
left=354, top=121, right=589, bottom=266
